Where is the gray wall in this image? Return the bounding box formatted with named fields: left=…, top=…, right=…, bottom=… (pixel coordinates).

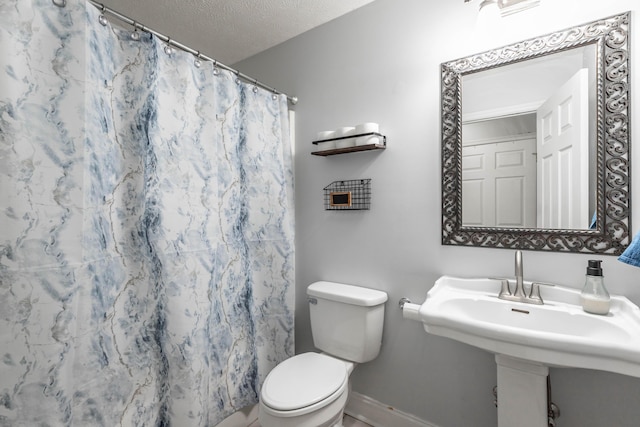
left=236, top=1, right=640, bottom=426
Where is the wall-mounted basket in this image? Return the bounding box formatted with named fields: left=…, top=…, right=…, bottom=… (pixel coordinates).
left=324, top=179, right=371, bottom=211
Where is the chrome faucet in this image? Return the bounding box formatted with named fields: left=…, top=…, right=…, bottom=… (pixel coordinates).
left=495, top=250, right=545, bottom=305
left=514, top=250, right=526, bottom=299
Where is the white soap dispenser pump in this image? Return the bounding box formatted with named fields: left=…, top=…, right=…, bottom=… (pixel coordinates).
left=580, top=260, right=610, bottom=315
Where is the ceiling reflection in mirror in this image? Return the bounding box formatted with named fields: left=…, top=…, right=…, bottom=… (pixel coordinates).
left=441, top=12, right=630, bottom=254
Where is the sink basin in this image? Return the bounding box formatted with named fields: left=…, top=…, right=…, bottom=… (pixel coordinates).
left=419, top=276, right=640, bottom=377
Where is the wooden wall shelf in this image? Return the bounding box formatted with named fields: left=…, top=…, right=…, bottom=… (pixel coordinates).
left=311, top=132, right=386, bottom=156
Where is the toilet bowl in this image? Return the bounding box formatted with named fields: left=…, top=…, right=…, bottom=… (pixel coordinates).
left=259, top=352, right=354, bottom=427
left=258, top=281, right=388, bottom=427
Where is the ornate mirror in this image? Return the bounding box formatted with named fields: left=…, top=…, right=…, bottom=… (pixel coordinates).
left=441, top=12, right=630, bottom=254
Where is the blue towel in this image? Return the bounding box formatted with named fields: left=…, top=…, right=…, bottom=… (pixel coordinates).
left=618, top=231, right=640, bottom=267
left=590, top=211, right=597, bottom=229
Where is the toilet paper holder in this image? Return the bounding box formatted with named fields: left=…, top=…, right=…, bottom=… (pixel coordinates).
left=399, top=297, right=412, bottom=309
left=399, top=297, right=422, bottom=321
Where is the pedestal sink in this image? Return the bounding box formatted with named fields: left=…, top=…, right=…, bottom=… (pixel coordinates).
left=406, top=276, right=640, bottom=427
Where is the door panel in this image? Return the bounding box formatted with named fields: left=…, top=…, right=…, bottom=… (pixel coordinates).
left=536, top=68, right=589, bottom=229
left=463, top=138, right=536, bottom=227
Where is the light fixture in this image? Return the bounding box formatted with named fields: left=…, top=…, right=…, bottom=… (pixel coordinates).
left=477, top=0, right=500, bottom=26
left=479, top=0, right=498, bottom=11
left=465, top=0, right=540, bottom=16
left=499, top=0, right=540, bottom=16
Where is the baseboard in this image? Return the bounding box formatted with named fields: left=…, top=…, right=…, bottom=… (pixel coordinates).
left=217, top=392, right=438, bottom=427
left=345, top=391, right=440, bottom=427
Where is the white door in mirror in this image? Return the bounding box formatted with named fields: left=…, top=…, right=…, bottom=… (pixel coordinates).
left=536, top=68, right=590, bottom=229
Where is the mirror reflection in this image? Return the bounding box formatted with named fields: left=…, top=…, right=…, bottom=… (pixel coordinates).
left=461, top=45, right=597, bottom=230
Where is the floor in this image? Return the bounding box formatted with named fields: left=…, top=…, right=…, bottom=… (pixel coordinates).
left=343, top=415, right=374, bottom=427
left=248, top=414, right=372, bottom=427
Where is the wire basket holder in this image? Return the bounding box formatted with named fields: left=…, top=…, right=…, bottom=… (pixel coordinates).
left=324, top=179, right=371, bottom=211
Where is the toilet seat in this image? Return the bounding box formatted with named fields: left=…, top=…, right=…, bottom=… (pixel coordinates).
left=261, top=353, right=348, bottom=412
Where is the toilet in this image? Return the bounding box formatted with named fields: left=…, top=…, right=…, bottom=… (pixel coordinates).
left=259, top=281, right=388, bottom=427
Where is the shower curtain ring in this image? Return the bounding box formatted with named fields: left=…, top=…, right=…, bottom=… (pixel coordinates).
left=252, top=79, right=259, bottom=93
left=164, top=38, right=174, bottom=55
left=98, top=5, right=108, bottom=26
left=52, top=0, right=66, bottom=7
left=212, top=60, right=220, bottom=76
left=194, top=51, right=202, bottom=68
left=130, top=22, right=141, bottom=41
left=235, top=71, right=242, bottom=85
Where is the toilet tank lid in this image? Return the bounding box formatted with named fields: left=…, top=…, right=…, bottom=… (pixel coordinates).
left=307, top=281, right=388, bottom=306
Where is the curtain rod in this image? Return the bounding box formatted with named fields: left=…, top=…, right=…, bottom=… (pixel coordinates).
left=81, top=1, right=298, bottom=105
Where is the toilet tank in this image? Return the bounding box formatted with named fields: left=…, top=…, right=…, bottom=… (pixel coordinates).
left=307, top=281, right=388, bottom=363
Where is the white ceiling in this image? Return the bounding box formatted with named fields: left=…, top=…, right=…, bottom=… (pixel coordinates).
left=97, top=0, right=377, bottom=65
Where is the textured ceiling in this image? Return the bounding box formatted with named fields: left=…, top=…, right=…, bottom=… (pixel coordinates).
left=96, top=0, right=377, bottom=65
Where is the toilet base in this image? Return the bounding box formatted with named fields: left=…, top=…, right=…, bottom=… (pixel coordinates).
left=258, top=387, right=348, bottom=427
left=259, top=408, right=344, bottom=427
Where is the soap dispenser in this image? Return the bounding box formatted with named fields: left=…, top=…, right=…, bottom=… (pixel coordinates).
left=580, top=260, right=610, bottom=315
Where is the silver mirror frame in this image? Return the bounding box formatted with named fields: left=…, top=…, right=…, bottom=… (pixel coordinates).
left=442, top=12, right=630, bottom=254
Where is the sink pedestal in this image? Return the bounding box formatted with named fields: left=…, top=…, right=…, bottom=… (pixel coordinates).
left=496, top=355, right=549, bottom=427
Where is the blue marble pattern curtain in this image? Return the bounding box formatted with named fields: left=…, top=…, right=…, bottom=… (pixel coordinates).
left=0, top=1, right=295, bottom=425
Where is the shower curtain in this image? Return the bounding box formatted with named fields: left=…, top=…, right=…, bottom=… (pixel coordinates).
left=0, top=1, right=294, bottom=425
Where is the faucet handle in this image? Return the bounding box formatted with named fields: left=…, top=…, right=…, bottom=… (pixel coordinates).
left=490, top=277, right=512, bottom=298
left=527, top=282, right=554, bottom=305
left=529, top=283, right=542, bottom=301
left=499, top=279, right=512, bottom=298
